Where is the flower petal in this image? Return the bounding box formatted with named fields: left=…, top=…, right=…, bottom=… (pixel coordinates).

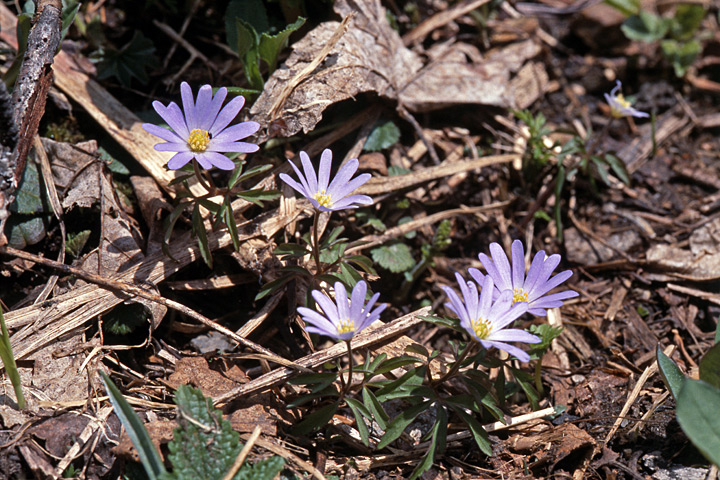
left=180, top=82, right=197, bottom=131
left=511, top=240, right=526, bottom=289
left=166, top=151, right=195, bottom=170
left=212, top=121, right=260, bottom=143
left=197, top=151, right=235, bottom=170
left=318, top=149, right=332, bottom=192
left=299, top=151, right=318, bottom=193
left=143, top=123, right=185, bottom=143
left=210, top=95, right=246, bottom=135
left=153, top=101, right=189, bottom=139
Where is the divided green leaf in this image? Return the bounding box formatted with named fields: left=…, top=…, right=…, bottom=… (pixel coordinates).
left=371, top=243, right=415, bottom=273
left=364, top=121, right=401, bottom=152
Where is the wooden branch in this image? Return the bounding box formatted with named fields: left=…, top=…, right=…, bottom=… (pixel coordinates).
left=214, top=307, right=430, bottom=405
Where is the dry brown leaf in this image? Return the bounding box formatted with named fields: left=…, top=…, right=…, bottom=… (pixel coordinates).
left=252, top=0, right=546, bottom=138
left=646, top=217, right=720, bottom=281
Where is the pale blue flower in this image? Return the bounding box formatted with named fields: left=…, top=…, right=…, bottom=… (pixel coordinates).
left=298, top=281, right=386, bottom=341
left=469, top=240, right=578, bottom=316
left=279, top=149, right=373, bottom=212
left=604, top=81, right=649, bottom=119
left=143, top=82, right=259, bottom=170
left=443, top=273, right=538, bottom=362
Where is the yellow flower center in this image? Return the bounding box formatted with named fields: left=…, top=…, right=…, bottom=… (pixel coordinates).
left=313, top=190, right=332, bottom=207
left=337, top=318, right=355, bottom=335
left=513, top=288, right=529, bottom=304
left=188, top=128, right=210, bottom=152
left=471, top=317, right=492, bottom=340
left=611, top=94, right=632, bottom=118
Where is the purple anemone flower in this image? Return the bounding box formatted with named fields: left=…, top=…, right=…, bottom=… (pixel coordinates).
left=298, top=281, right=386, bottom=342
left=279, top=149, right=373, bottom=212
left=604, top=81, right=649, bottom=119
left=142, top=82, right=260, bottom=170
left=469, top=240, right=578, bottom=317
left=443, top=273, right=538, bottom=362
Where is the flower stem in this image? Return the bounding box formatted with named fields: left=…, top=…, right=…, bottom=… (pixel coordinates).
left=534, top=355, right=544, bottom=395
left=338, top=339, right=354, bottom=402
left=431, top=341, right=477, bottom=387
left=192, top=160, right=215, bottom=194
left=312, top=211, right=322, bottom=275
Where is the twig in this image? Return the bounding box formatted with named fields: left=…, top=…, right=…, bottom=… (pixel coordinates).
left=0, top=246, right=307, bottom=373
left=268, top=13, right=355, bottom=120
left=214, top=307, right=430, bottom=405
left=221, top=426, right=262, bottom=480
left=402, top=0, right=492, bottom=45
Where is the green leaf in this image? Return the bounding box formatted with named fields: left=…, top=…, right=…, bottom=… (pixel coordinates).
left=715, top=316, right=720, bottom=345
left=101, top=372, right=166, bottom=479
left=621, top=11, right=670, bottom=43
left=192, top=203, right=212, bottom=268
left=346, top=397, right=371, bottom=446
left=274, top=243, right=309, bottom=257
left=364, top=120, right=401, bottom=152
left=676, top=379, right=720, bottom=466
left=236, top=189, right=280, bottom=207
left=292, top=403, right=338, bottom=436
left=232, top=456, right=285, bottom=480
left=448, top=404, right=492, bottom=455
left=230, top=164, right=273, bottom=188
left=61, top=0, right=81, bottom=42
left=603, top=153, right=630, bottom=185
left=0, top=305, right=24, bottom=409
left=103, top=302, right=150, bottom=336
left=371, top=243, right=415, bottom=273
left=222, top=197, right=241, bottom=251
left=408, top=405, right=446, bottom=480
left=604, top=0, right=641, bottom=16
left=657, top=345, right=685, bottom=401
left=65, top=230, right=91, bottom=258
left=671, top=5, right=705, bottom=42
left=661, top=39, right=701, bottom=77
left=345, top=255, right=378, bottom=276
left=527, top=324, right=564, bottom=360
left=255, top=274, right=296, bottom=301
left=168, top=385, right=242, bottom=480
left=700, top=342, right=720, bottom=390
left=362, top=387, right=389, bottom=430
left=95, top=31, right=156, bottom=87
left=258, top=17, right=306, bottom=73
left=6, top=215, right=48, bottom=249
left=225, top=0, right=268, bottom=51
left=510, top=368, right=540, bottom=410
left=376, top=400, right=432, bottom=449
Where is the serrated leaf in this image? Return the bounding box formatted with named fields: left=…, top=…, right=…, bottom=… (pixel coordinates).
left=65, top=229, right=91, bottom=258
left=96, top=31, right=156, bottom=86
left=657, top=345, right=685, bottom=401
left=700, top=342, right=720, bottom=389
left=225, top=0, right=267, bottom=51
left=676, top=378, right=720, bottom=466
left=101, top=372, right=166, bottom=480
left=364, top=121, right=401, bottom=152
left=621, top=11, right=669, bottom=43
left=671, top=5, right=705, bottom=42
left=103, top=302, right=149, bottom=336
left=371, top=243, right=415, bottom=273
left=232, top=456, right=285, bottom=480
left=168, top=385, right=242, bottom=480
left=258, top=17, right=306, bottom=73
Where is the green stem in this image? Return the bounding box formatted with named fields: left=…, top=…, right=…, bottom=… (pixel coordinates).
left=534, top=355, right=544, bottom=396
left=338, top=340, right=354, bottom=403
left=432, top=341, right=476, bottom=387
left=312, top=211, right=322, bottom=275
left=192, top=160, right=216, bottom=195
